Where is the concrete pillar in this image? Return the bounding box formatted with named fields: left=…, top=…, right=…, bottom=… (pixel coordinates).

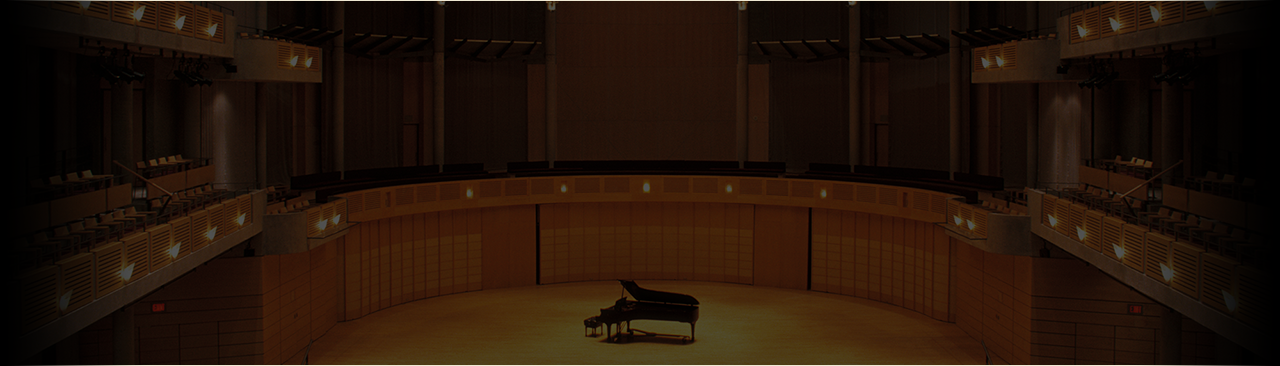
left=1159, top=305, right=1182, bottom=364
left=1160, top=82, right=1183, bottom=183
left=332, top=2, right=346, bottom=174
left=113, top=306, right=135, bottom=364
left=736, top=2, right=748, bottom=166
left=849, top=2, right=862, bottom=166
left=434, top=2, right=446, bottom=167
left=256, top=83, right=267, bottom=189
left=182, top=84, right=202, bottom=163
left=111, top=80, right=134, bottom=174
left=545, top=3, right=557, bottom=166
left=948, top=1, right=962, bottom=178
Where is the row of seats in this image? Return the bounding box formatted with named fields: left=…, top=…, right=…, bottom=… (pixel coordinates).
left=21, top=206, right=154, bottom=270
left=1099, top=155, right=1155, bottom=179
left=33, top=170, right=116, bottom=199
left=1183, top=171, right=1257, bottom=201
left=134, top=155, right=197, bottom=178
left=145, top=184, right=230, bottom=221
left=1055, top=184, right=1263, bottom=265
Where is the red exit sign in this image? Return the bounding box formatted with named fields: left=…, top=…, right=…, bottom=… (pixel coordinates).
left=1128, top=305, right=1143, bottom=314
left=152, top=303, right=166, bottom=312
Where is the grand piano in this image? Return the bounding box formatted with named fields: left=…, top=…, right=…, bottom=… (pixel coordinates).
left=586, top=280, right=699, bottom=343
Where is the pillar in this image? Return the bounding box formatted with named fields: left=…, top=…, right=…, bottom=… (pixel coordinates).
left=1160, top=81, right=1183, bottom=183
left=545, top=2, right=558, bottom=166
left=849, top=2, right=862, bottom=166
left=736, top=2, right=748, bottom=166
left=1026, top=1, right=1040, bottom=189
left=434, top=1, right=446, bottom=167
left=256, top=83, right=267, bottom=189
left=948, top=1, right=962, bottom=178
left=331, top=2, right=346, bottom=173
left=111, top=79, right=133, bottom=174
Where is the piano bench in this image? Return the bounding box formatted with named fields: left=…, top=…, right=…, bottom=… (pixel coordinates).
left=584, top=316, right=603, bottom=337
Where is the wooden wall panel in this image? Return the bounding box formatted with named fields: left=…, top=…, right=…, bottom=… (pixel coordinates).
left=134, top=257, right=264, bottom=365
left=753, top=205, right=807, bottom=289
left=1029, top=257, right=1163, bottom=365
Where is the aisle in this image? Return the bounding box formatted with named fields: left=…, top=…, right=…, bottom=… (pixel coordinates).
left=309, top=280, right=985, bottom=364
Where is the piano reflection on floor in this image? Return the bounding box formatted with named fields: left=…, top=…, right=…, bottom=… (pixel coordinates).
left=584, top=280, right=699, bottom=344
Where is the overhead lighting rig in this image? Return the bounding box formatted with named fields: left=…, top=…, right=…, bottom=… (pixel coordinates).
left=1077, top=59, right=1118, bottom=89
left=1153, top=49, right=1198, bottom=86
left=96, top=47, right=146, bottom=85
left=173, top=56, right=213, bottom=87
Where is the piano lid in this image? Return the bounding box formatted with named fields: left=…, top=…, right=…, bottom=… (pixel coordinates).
left=619, top=280, right=699, bottom=305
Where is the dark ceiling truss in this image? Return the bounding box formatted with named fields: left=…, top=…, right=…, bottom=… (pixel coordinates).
left=445, top=38, right=542, bottom=62
left=263, top=24, right=344, bottom=46
left=860, top=33, right=949, bottom=60
left=751, top=39, right=845, bottom=62
left=950, top=25, right=1026, bottom=48
left=345, top=33, right=433, bottom=58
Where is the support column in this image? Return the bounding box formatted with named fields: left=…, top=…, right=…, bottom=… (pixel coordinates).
left=1159, top=305, right=1182, bottom=364
left=111, top=80, right=134, bottom=174
left=545, top=2, right=558, bottom=166
left=1027, top=84, right=1039, bottom=189
left=948, top=1, right=962, bottom=178
left=735, top=2, right=748, bottom=166
left=256, top=83, right=267, bottom=189
left=113, top=306, right=135, bottom=364
left=331, top=2, right=346, bottom=174
left=257, top=1, right=269, bottom=188
left=434, top=1, right=446, bottom=167
left=1160, top=81, right=1183, bottom=183
left=849, top=2, right=861, bottom=166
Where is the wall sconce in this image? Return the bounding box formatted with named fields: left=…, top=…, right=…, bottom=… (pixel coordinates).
left=1222, top=290, right=1237, bottom=312
left=236, top=213, right=246, bottom=226
left=206, top=23, right=219, bottom=37
left=305, top=57, right=314, bottom=68
left=1075, top=227, right=1087, bottom=241
left=119, top=263, right=136, bottom=281
left=205, top=227, right=217, bottom=241
left=981, top=57, right=991, bottom=69
left=966, top=220, right=976, bottom=231
left=1047, top=215, right=1058, bottom=227
left=1112, top=243, right=1125, bottom=259
left=995, top=56, right=1005, bottom=68
left=1076, top=25, right=1088, bottom=39
left=953, top=215, right=963, bottom=226
left=725, top=184, right=733, bottom=193
left=642, top=181, right=651, bottom=193
left=132, top=6, right=146, bottom=22
left=1159, top=263, right=1175, bottom=282
left=560, top=183, right=568, bottom=193
left=331, top=214, right=341, bottom=225
left=1150, top=6, right=1162, bottom=22
left=466, top=188, right=474, bottom=199
left=316, top=219, right=328, bottom=231
left=820, top=189, right=827, bottom=198
left=60, top=290, right=74, bottom=311
left=738, top=1, right=747, bottom=11
left=546, top=1, right=555, bottom=11
left=175, top=15, right=186, bottom=31
left=289, top=55, right=299, bottom=67
left=169, top=243, right=182, bottom=258
left=79, top=1, right=91, bottom=10
left=1204, top=1, right=1217, bottom=11
left=1108, top=17, right=1121, bottom=33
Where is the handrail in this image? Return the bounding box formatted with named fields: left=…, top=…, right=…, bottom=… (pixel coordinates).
left=1115, top=160, right=1181, bottom=202
left=113, top=160, right=174, bottom=197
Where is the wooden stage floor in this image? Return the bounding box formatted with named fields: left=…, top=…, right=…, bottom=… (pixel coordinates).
left=309, top=280, right=986, bottom=364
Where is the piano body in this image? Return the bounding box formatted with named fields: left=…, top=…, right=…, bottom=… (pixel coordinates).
left=589, top=280, right=699, bottom=343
